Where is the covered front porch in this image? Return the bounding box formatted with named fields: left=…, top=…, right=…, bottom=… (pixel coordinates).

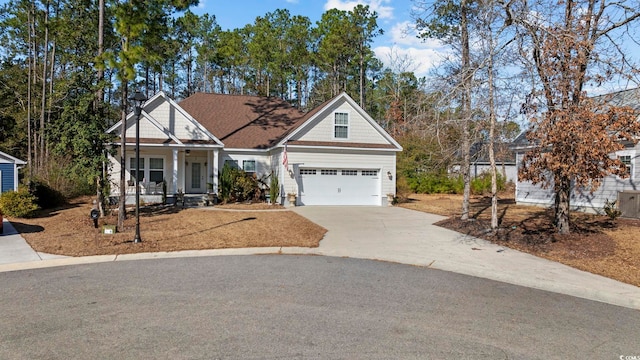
left=112, top=146, right=222, bottom=205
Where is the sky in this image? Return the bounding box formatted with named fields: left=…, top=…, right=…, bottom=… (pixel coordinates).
left=190, top=0, right=446, bottom=77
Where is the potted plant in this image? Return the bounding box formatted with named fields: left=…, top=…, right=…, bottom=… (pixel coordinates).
left=387, top=193, right=395, bottom=206
left=287, top=192, right=297, bottom=206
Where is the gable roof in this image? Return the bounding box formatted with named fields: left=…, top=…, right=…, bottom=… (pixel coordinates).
left=0, top=150, right=26, bottom=165
left=110, top=91, right=401, bottom=151
left=179, top=93, right=307, bottom=149
left=470, top=142, right=516, bottom=164
left=593, top=87, right=640, bottom=111
left=107, top=92, right=224, bottom=147
left=278, top=92, right=402, bottom=150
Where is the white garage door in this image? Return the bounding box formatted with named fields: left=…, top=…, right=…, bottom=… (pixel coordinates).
left=298, top=168, right=380, bottom=205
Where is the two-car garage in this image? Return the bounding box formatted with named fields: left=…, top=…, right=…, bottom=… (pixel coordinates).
left=297, top=168, right=381, bottom=205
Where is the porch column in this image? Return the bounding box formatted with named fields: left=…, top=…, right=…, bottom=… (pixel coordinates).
left=213, top=148, right=219, bottom=194
left=172, top=149, right=178, bottom=194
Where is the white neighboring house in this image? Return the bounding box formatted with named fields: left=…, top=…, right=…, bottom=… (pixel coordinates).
left=512, top=88, right=640, bottom=217
left=106, top=91, right=402, bottom=206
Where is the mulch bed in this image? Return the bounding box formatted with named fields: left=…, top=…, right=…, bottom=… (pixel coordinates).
left=436, top=215, right=618, bottom=260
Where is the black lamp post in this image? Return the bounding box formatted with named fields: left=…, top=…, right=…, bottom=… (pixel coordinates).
left=129, top=91, right=147, bottom=243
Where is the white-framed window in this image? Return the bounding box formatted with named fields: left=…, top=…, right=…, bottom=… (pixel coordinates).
left=361, top=170, right=378, bottom=177
left=300, top=169, right=316, bottom=175
left=149, top=158, right=164, bottom=183
left=243, top=160, right=256, bottom=173
left=129, top=157, right=145, bottom=182
left=342, top=170, right=358, bottom=176
left=129, top=156, right=165, bottom=183
left=618, top=155, right=633, bottom=178
left=321, top=169, right=338, bottom=175
left=334, top=112, right=349, bottom=139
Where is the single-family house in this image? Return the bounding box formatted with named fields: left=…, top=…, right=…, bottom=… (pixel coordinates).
left=469, top=142, right=517, bottom=183
left=107, top=91, right=402, bottom=206
left=0, top=151, right=26, bottom=193
left=512, top=88, right=640, bottom=217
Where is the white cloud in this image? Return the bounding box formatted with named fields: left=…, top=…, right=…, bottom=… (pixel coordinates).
left=285, top=0, right=299, bottom=3
left=374, top=21, right=449, bottom=77
left=374, top=45, right=446, bottom=77
left=387, top=21, right=443, bottom=49
left=323, top=0, right=394, bottom=19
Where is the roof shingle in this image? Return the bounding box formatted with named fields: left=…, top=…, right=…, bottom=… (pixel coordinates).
left=179, top=93, right=308, bottom=149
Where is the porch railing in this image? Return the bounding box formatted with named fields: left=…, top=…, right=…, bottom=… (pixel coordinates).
left=126, top=180, right=164, bottom=195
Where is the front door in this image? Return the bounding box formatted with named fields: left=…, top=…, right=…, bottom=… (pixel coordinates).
left=186, top=157, right=206, bottom=193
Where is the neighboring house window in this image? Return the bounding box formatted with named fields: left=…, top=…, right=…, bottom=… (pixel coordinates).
left=362, top=170, right=378, bottom=177
left=224, top=160, right=239, bottom=169
left=300, top=169, right=316, bottom=175
left=334, top=112, right=349, bottom=139
left=342, top=170, right=357, bottom=176
left=243, top=160, right=256, bottom=173
left=321, top=169, right=338, bottom=175
left=129, top=157, right=145, bottom=181
left=619, top=155, right=633, bottom=178
left=149, top=158, right=164, bottom=183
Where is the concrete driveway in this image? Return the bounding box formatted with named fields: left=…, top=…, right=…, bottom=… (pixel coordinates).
left=292, top=206, right=640, bottom=309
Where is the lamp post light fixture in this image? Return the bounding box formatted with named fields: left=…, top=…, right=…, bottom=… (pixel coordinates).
left=129, top=90, right=148, bottom=243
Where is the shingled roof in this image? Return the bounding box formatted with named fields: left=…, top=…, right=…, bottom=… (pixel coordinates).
left=179, top=93, right=311, bottom=149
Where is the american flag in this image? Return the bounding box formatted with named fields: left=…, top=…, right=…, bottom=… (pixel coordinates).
left=282, top=142, right=288, bottom=168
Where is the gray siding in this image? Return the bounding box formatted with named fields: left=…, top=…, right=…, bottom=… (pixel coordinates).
left=515, top=145, right=640, bottom=212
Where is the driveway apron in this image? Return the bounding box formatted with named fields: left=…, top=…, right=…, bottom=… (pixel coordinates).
left=0, top=220, right=41, bottom=264
left=0, top=220, right=68, bottom=265
left=292, top=206, right=640, bottom=309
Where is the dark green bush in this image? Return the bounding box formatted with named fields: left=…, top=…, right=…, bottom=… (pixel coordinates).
left=218, top=163, right=259, bottom=203
left=404, top=170, right=504, bottom=195
left=471, top=171, right=506, bottom=195
left=407, top=173, right=463, bottom=194
left=29, top=179, right=66, bottom=209
left=269, top=170, right=280, bottom=204
left=0, top=187, right=40, bottom=218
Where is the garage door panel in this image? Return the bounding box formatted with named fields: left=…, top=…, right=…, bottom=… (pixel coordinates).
left=299, top=168, right=380, bottom=205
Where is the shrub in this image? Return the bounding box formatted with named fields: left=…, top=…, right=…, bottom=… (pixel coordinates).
left=218, top=163, right=259, bottom=203
left=395, top=176, right=412, bottom=203
left=0, top=187, right=40, bottom=218
left=269, top=170, right=280, bottom=204
left=29, top=179, right=66, bottom=209
left=408, top=173, right=462, bottom=194
left=233, top=172, right=258, bottom=201
left=604, top=199, right=622, bottom=221
left=470, top=171, right=506, bottom=195
left=219, top=163, right=234, bottom=201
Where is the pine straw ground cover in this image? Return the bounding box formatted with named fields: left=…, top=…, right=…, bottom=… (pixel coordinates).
left=11, top=197, right=326, bottom=257
left=399, top=193, right=640, bottom=287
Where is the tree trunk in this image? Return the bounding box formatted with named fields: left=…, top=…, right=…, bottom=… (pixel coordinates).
left=46, top=38, right=55, bottom=161
left=27, top=3, right=33, bottom=175
left=96, top=176, right=104, bottom=217
left=39, top=0, right=50, bottom=172
left=118, top=80, right=129, bottom=230
left=487, top=23, right=498, bottom=230
left=460, top=0, right=472, bottom=221
left=97, top=0, right=104, bottom=106
left=555, top=177, right=571, bottom=234
left=359, top=47, right=365, bottom=107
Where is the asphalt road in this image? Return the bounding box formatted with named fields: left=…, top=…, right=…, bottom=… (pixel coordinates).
left=1, top=255, right=638, bottom=359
